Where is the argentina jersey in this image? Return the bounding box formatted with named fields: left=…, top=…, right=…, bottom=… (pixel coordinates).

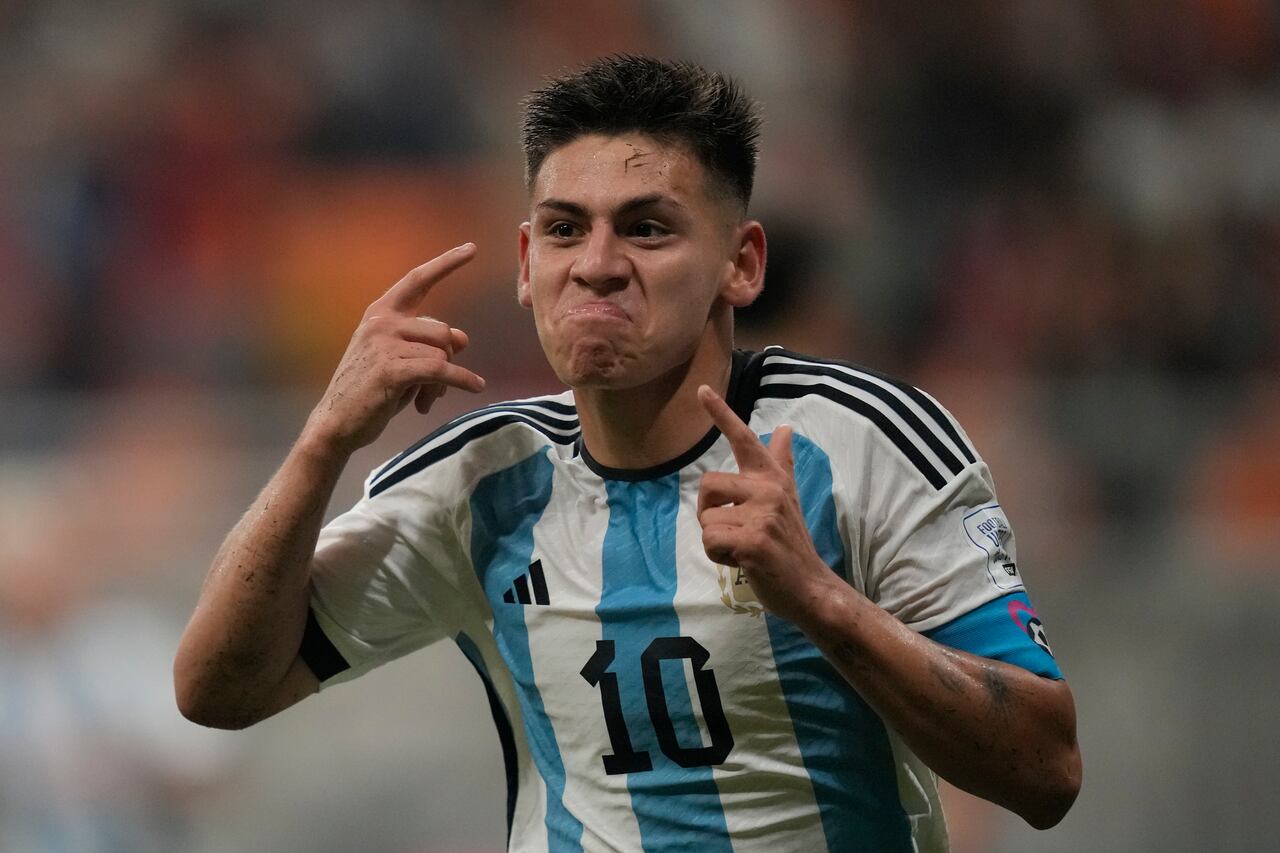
left=301, top=348, right=1064, bottom=853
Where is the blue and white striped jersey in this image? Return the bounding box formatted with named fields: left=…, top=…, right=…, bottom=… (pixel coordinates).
left=302, top=348, right=1062, bottom=853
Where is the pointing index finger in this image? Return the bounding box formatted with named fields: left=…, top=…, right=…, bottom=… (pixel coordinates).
left=379, top=243, right=477, bottom=314
left=697, top=384, right=772, bottom=472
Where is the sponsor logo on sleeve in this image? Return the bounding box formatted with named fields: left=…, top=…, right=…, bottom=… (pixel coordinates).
left=1009, top=599, right=1054, bottom=657
left=963, top=505, right=1021, bottom=590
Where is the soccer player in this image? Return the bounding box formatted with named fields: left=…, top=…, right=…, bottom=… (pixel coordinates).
left=175, top=55, right=1081, bottom=851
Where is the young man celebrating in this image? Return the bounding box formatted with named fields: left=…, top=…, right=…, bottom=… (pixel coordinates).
left=175, top=56, right=1081, bottom=851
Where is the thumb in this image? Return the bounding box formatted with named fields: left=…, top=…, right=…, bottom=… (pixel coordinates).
left=769, top=425, right=795, bottom=476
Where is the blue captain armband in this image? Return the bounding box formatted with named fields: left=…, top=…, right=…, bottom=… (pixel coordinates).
left=922, top=592, right=1063, bottom=679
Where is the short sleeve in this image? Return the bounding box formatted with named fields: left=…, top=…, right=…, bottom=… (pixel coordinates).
left=304, top=490, right=472, bottom=688
left=922, top=590, right=1061, bottom=679
left=301, top=507, right=435, bottom=687
left=860, top=436, right=1062, bottom=678
left=302, top=403, right=575, bottom=688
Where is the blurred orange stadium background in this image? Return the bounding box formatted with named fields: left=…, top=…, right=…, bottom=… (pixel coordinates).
left=1, top=2, right=1277, bottom=851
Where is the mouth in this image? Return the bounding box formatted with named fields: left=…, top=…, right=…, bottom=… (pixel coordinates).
left=566, top=301, right=630, bottom=322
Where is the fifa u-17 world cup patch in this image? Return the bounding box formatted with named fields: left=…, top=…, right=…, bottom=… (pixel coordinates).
left=963, top=504, right=1021, bottom=591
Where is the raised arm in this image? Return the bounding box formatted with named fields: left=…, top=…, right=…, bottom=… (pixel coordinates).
left=695, top=385, right=1081, bottom=829
left=174, top=244, right=486, bottom=729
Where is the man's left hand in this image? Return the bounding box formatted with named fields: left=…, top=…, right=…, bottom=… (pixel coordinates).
left=696, top=385, right=836, bottom=624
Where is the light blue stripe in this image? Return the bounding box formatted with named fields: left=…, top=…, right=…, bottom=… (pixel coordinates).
left=470, top=452, right=583, bottom=852
left=924, top=591, right=1063, bottom=678
left=599, top=476, right=733, bottom=853
left=765, top=432, right=912, bottom=852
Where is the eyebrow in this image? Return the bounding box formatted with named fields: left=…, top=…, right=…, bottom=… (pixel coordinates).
left=535, top=193, right=687, bottom=219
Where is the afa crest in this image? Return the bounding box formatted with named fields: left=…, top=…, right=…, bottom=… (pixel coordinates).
left=717, top=563, right=764, bottom=616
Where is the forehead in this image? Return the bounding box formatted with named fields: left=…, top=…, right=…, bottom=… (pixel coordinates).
left=529, top=134, right=716, bottom=211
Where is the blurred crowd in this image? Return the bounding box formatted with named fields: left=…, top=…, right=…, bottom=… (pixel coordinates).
left=1, top=2, right=1278, bottom=852
left=3, top=0, right=1276, bottom=550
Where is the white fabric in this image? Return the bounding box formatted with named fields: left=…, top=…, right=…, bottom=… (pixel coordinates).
left=307, top=349, right=1042, bottom=852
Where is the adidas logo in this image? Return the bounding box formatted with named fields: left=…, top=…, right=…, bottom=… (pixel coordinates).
left=503, top=559, right=550, bottom=606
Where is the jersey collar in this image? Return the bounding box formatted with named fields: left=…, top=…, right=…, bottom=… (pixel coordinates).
left=578, top=349, right=762, bottom=482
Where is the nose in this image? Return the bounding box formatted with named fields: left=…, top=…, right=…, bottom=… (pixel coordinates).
left=570, top=227, right=630, bottom=293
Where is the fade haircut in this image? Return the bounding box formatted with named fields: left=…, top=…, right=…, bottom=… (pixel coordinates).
left=521, top=55, right=762, bottom=212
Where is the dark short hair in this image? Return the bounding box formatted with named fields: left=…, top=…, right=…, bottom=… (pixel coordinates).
left=521, top=55, right=762, bottom=211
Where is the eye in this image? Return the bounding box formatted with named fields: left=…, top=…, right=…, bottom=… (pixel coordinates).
left=548, top=221, right=580, bottom=239
left=629, top=220, right=668, bottom=239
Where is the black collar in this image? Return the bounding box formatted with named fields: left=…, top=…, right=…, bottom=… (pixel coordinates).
left=578, top=349, right=764, bottom=482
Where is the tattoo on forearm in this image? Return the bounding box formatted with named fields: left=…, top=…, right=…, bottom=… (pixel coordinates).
left=831, top=640, right=873, bottom=675
left=982, top=663, right=1013, bottom=721
left=929, top=656, right=967, bottom=696
left=929, top=647, right=1015, bottom=726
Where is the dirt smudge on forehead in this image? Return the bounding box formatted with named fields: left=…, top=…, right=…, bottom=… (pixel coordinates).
left=622, top=143, right=666, bottom=178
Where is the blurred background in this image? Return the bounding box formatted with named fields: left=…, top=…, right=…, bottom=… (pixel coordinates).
left=1, top=1, right=1277, bottom=851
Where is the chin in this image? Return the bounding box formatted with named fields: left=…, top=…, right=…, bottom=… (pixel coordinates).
left=553, top=340, right=639, bottom=389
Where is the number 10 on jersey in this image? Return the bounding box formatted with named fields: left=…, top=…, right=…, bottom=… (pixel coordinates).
left=580, top=636, right=734, bottom=775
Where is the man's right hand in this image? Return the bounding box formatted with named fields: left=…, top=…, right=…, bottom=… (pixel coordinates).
left=175, top=244, right=487, bottom=728
left=302, top=243, right=488, bottom=457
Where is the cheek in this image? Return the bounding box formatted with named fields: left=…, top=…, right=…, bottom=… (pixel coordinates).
left=526, top=278, right=569, bottom=348
left=660, top=256, right=726, bottom=315
left=523, top=254, right=557, bottom=311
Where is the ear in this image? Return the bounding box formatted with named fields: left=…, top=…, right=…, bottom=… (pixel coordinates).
left=517, top=222, right=533, bottom=308
left=719, top=220, right=766, bottom=308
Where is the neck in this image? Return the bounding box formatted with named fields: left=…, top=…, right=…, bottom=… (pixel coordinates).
left=573, top=331, right=733, bottom=471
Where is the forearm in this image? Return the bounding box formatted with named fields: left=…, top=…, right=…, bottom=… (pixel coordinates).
left=796, top=578, right=1081, bottom=829
left=174, top=432, right=347, bottom=728
left=174, top=247, right=484, bottom=728
left=693, top=386, right=1080, bottom=826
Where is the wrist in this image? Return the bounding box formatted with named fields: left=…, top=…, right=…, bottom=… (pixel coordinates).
left=298, top=405, right=364, bottom=459
left=294, top=420, right=358, bottom=469
left=787, top=571, right=872, bottom=651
